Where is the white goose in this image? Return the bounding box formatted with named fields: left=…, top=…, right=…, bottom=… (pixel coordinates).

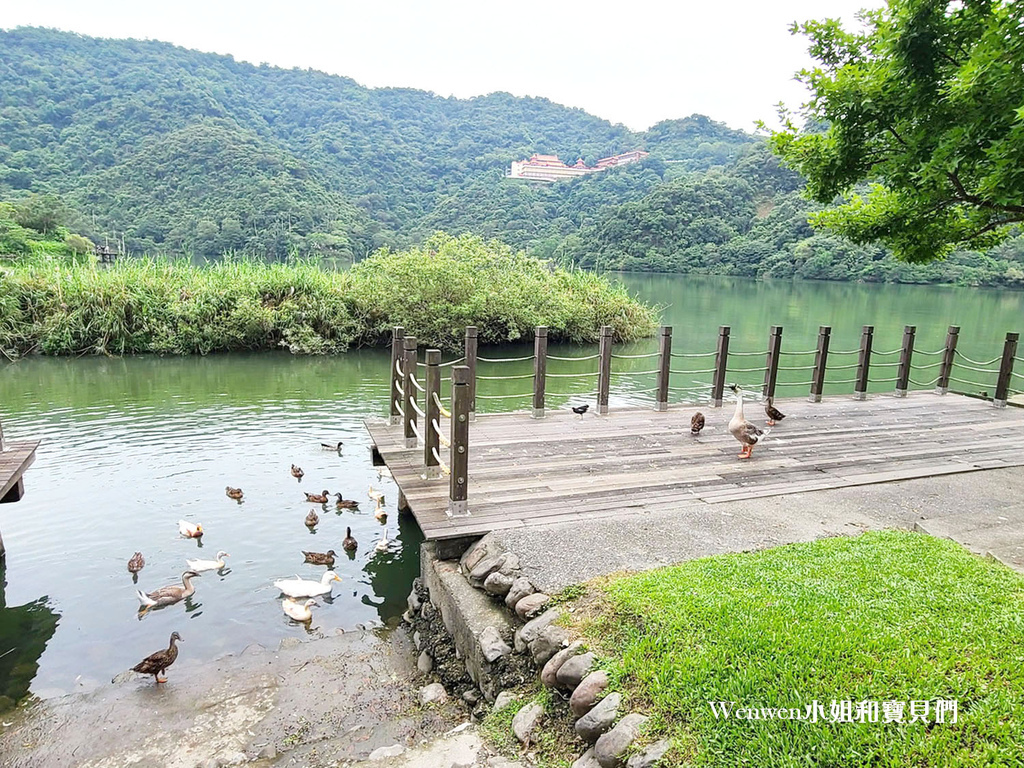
left=375, top=525, right=390, bottom=552
left=186, top=551, right=230, bottom=572
left=282, top=598, right=318, bottom=622
left=178, top=520, right=203, bottom=538
left=273, top=571, right=341, bottom=598
left=728, top=384, right=765, bottom=459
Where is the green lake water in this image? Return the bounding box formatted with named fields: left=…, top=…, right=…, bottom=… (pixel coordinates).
left=0, top=274, right=1021, bottom=707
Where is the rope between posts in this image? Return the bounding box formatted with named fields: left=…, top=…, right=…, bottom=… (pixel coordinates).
left=829, top=377, right=857, bottom=385
left=395, top=359, right=404, bottom=377
left=873, top=348, right=902, bottom=356
left=409, top=373, right=425, bottom=392
left=610, top=352, right=659, bottom=359
left=630, top=387, right=661, bottom=394
left=727, top=365, right=767, bottom=373
left=728, top=350, right=763, bottom=357
left=411, top=400, right=425, bottom=418
left=547, top=353, right=600, bottom=361
left=612, top=368, right=661, bottom=376
left=955, top=351, right=1001, bottom=366
left=780, top=380, right=815, bottom=387
left=827, top=362, right=859, bottom=370
left=431, top=419, right=451, bottom=447
left=431, top=447, right=450, bottom=475
left=872, top=362, right=901, bottom=368
left=439, top=356, right=466, bottom=368
left=778, top=364, right=815, bottom=371
left=478, top=354, right=535, bottom=363
left=778, top=349, right=818, bottom=356
left=954, top=363, right=1000, bottom=374
left=912, top=361, right=943, bottom=370
left=670, top=351, right=715, bottom=358
left=1011, top=370, right=1024, bottom=380
left=409, top=421, right=423, bottom=443
left=910, top=377, right=940, bottom=387
left=474, top=391, right=532, bottom=399
left=916, top=349, right=944, bottom=356
left=393, top=379, right=403, bottom=395
left=393, top=400, right=405, bottom=418
left=669, top=367, right=717, bottom=375
left=828, top=349, right=860, bottom=355
left=432, top=392, right=451, bottom=418
left=546, top=389, right=599, bottom=398
left=476, top=373, right=535, bottom=380
left=547, top=371, right=600, bottom=378
left=869, top=377, right=899, bottom=383
left=948, top=376, right=988, bottom=387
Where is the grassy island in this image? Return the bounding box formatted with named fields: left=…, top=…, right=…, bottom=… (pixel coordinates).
left=0, top=230, right=657, bottom=356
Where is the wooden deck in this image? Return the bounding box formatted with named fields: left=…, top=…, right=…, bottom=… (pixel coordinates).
left=365, top=392, right=1024, bottom=541
left=0, top=441, right=39, bottom=504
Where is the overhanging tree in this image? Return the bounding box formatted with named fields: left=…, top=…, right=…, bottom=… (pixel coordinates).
left=769, top=0, right=1024, bottom=263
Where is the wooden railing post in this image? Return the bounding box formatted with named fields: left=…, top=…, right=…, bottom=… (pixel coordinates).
left=389, top=326, right=405, bottom=425
left=402, top=336, right=418, bottom=449
left=0, top=416, right=5, bottom=452
left=655, top=326, right=672, bottom=412
left=424, top=349, right=441, bottom=477
left=993, top=332, right=1019, bottom=407
left=895, top=325, right=916, bottom=397
left=448, top=365, right=471, bottom=517
left=532, top=326, right=547, bottom=419
left=809, top=326, right=831, bottom=403
left=597, top=325, right=613, bottom=415
left=854, top=326, right=874, bottom=400
left=936, top=325, right=960, bottom=395
left=711, top=326, right=731, bottom=407
left=464, top=326, right=478, bottom=422
left=762, top=325, right=783, bottom=402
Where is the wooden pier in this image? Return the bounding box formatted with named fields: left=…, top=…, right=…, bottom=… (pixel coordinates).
left=0, top=421, right=41, bottom=555
left=366, top=390, right=1024, bottom=542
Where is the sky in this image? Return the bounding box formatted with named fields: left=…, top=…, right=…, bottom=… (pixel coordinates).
left=0, top=0, right=883, bottom=132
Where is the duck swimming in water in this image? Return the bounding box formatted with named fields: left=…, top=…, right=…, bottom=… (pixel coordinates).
left=304, top=490, right=330, bottom=504
left=136, top=571, right=200, bottom=609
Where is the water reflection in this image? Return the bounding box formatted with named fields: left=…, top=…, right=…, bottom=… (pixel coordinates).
left=0, top=563, right=59, bottom=710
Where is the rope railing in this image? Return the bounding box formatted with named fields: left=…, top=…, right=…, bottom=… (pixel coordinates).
left=915, top=349, right=944, bottom=356
left=430, top=447, right=451, bottom=475
left=610, top=352, right=660, bottom=360
left=910, top=377, right=940, bottom=387
left=778, top=349, right=818, bottom=356
left=872, top=362, right=901, bottom=368
left=727, top=350, right=763, bottom=357
left=727, top=365, right=768, bottom=373
left=826, top=362, right=859, bottom=370
left=548, top=353, right=600, bottom=361
left=911, top=360, right=943, bottom=370
left=393, top=400, right=405, bottom=418
left=611, top=368, right=661, bottom=376
left=670, top=351, right=716, bottom=358
left=873, top=348, right=903, bottom=356
left=955, top=362, right=1001, bottom=374
left=409, top=420, right=424, bottom=443
left=955, top=351, right=1001, bottom=366
left=410, top=399, right=426, bottom=418
left=869, top=376, right=899, bottom=383
left=478, top=354, right=535, bottom=363
left=439, top=356, right=466, bottom=368
left=475, top=391, right=533, bottom=399
left=476, top=373, right=535, bottom=380
left=395, top=358, right=404, bottom=377
left=827, top=348, right=860, bottom=355
left=778, top=364, right=815, bottom=371
left=431, top=419, right=451, bottom=447
left=432, top=392, right=451, bottom=418
left=828, top=377, right=858, bottom=385
left=669, top=367, right=716, bottom=375
left=547, top=370, right=600, bottom=378
left=949, top=376, right=989, bottom=387
left=409, top=373, right=425, bottom=393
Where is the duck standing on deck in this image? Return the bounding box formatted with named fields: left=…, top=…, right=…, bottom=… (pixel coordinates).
left=728, top=384, right=765, bottom=459
left=765, top=397, right=786, bottom=426
left=690, top=412, right=705, bottom=435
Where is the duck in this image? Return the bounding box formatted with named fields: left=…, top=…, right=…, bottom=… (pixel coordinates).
left=127, top=552, right=145, bottom=574
left=282, top=598, right=318, bottom=623
left=342, top=527, right=357, bottom=552
left=321, top=441, right=343, bottom=451
left=305, top=509, right=319, bottom=528
left=374, top=501, right=387, bottom=522
left=334, top=493, right=359, bottom=509
left=377, top=465, right=393, bottom=480
left=765, top=397, right=786, bottom=426
left=572, top=404, right=590, bottom=419
left=225, top=486, right=244, bottom=501
left=302, top=549, right=336, bottom=566
left=375, top=525, right=390, bottom=552
left=690, top=411, right=705, bottom=435
left=132, top=631, right=182, bottom=684
left=304, top=490, right=330, bottom=504
left=273, top=571, right=341, bottom=598
left=290, top=464, right=304, bottom=479
left=186, top=551, right=230, bottom=572
left=178, top=520, right=203, bottom=538
left=136, top=571, right=200, bottom=608
left=368, top=485, right=385, bottom=505
left=728, top=384, right=765, bottom=459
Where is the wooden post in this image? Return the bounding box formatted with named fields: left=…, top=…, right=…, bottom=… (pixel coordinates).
left=389, top=326, right=405, bottom=425
left=854, top=326, right=873, bottom=400
left=762, top=326, right=783, bottom=402
left=402, top=336, right=417, bottom=449
left=711, top=326, right=731, bottom=407
left=655, top=326, right=672, bottom=412
left=597, top=325, right=613, bottom=415
left=993, top=332, right=1019, bottom=407
left=809, top=326, right=831, bottom=403
left=448, top=365, right=471, bottom=517
left=424, top=349, right=441, bottom=477
left=464, top=326, right=478, bottom=422
left=936, top=325, right=960, bottom=395
left=532, top=326, right=547, bottom=419
left=895, top=325, right=916, bottom=397
left=0, top=416, right=5, bottom=452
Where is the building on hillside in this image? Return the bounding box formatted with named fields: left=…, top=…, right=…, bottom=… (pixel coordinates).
left=507, top=149, right=649, bottom=182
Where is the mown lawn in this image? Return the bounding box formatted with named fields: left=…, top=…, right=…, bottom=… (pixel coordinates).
left=576, top=530, right=1024, bottom=767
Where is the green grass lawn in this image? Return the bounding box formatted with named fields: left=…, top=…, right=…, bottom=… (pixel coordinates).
left=575, top=530, right=1024, bottom=767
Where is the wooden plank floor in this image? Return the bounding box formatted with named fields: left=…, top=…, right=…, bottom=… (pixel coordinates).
left=365, top=392, right=1024, bottom=541
left=0, top=441, right=40, bottom=502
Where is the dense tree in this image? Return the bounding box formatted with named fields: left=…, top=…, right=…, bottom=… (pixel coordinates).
left=769, top=0, right=1024, bottom=262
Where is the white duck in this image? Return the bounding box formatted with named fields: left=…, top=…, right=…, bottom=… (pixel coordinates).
left=273, top=571, right=341, bottom=598
left=186, top=550, right=230, bottom=572
left=368, top=485, right=385, bottom=504
left=282, top=597, right=318, bottom=622
left=728, top=384, right=765, bottom=459
left=375, top=525, right=390, bottom=552
left=178, top=520, right=203, bottom=538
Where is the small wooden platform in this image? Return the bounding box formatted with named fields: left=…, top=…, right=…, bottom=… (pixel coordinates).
left=365, top=392, right=1024, bottom=541
left=0, top=441, right=39, bottom=504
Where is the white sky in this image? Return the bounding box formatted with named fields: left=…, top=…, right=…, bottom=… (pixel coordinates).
left=0, top=0, right=882, bottom=132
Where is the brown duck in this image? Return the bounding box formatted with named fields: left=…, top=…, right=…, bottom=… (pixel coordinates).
left=226, top=486, right=244, bottom=501
left=303, top=549, right=336, bottom=566
left=304, top=490, right=330, bottom=504
left=305, top=509, right=320, bottom=528
left=291, top=464, right=305, bottom=479
left=334, top=493, right=359, bottom=509
left=127, top=552, right=145, bottom=574
left=132, top=631, right=182, bottom=684
left=343, top=527, right=357, bottom=552
left=765, top=397, right=786, bottom=426
left=690, top=412, right=705, bottom=435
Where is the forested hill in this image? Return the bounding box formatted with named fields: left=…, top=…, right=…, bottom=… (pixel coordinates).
left=0, top=27, right=753, bottom=259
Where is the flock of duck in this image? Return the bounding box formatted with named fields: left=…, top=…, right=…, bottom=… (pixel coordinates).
left=126, top=439, right=396, bottom=684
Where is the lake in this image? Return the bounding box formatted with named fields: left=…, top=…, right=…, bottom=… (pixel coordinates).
left=0, top=274, right=1021, bottom=707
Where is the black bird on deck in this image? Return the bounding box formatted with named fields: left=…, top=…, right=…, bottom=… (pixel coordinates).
left=572, top=404, right=590, bottom=419
left=690, top=412, right=705, bottom=435
left=764, top=397, right=786, bottom=426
